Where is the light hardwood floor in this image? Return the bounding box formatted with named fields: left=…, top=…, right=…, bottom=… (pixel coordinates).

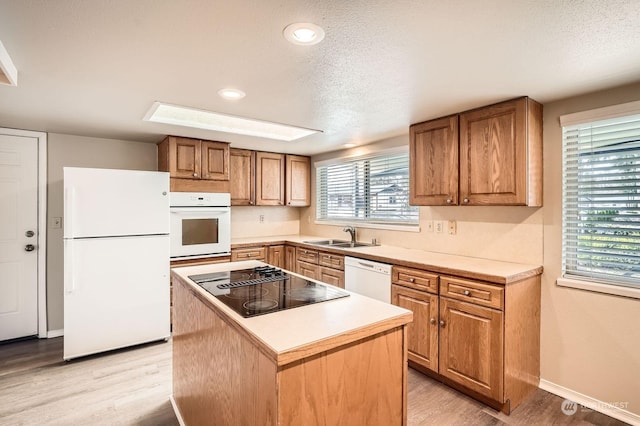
left=0, top=337, right=628, bottom=426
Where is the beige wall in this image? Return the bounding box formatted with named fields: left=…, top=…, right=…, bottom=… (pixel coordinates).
left=300, top=136, right=544, bottom=265
left=541, top=82, right=640, bottom=416
left=46, top=134, right=157, bottom=331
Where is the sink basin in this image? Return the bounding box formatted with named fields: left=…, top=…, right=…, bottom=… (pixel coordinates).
left=303, top=239, right=375, bottom=248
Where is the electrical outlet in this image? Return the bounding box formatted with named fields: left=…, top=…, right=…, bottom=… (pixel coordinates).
left=448, top=220, right=457, bottom=235
left=259, top=214, right=264, bottom=223
left=435, top=220, right=444, bottom=233
left=51, top=217, right=62, bottom=229
left=426, top=220, right=433, bottom=232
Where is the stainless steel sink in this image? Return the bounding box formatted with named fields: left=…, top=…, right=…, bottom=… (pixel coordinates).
left=303, top=239, right=375, bottom=248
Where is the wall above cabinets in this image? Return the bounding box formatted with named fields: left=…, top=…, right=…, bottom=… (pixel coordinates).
left=410, top=97, right=543, bottom=207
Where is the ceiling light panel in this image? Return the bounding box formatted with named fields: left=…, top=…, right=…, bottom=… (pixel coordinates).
left=218, top=88, right=246, bottom=100
left=144, top=102, right=320, bottom=141
left=283, top=23, right=325, bottom=45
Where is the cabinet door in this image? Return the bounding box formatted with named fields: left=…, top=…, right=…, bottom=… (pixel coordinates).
left=391, top=285, right=439, bottom=372
left=230, top=149, right=255, bottom=206
left=256, top=152, right=285, bottom=206
left=296, top=261, right=318, bottom=280
left=319, top=266, right=345, bottom=288
left=439, top=298, right=504, bottom=401
left=285, top=155, right=310, bottom=206
left=170, top=137, right=201, bottom=179
left=267, top=245, right=285, bottom=268
left=284, top=245, right=296, bottom=271
left=201, top=141, right=229, bottom=180
left=459, top=98, right=527, bottom=205
left=409, top=115, right=459, bottom=205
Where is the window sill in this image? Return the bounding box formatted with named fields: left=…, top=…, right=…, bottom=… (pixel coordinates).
left=314, top=220, right=420, bottom=233
left=556, top=277, right=640, bottom=300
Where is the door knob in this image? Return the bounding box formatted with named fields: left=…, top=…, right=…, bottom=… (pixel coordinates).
left=430, top=317, right=437, bottom=325
left=25, top=230, right=35, bottom=237
left=25, top=244, right=35, bottom=252
left=439, top=320, right=446, bottom=327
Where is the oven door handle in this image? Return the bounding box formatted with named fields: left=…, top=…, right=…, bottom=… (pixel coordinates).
left=170, top=207, right=230, bottom=214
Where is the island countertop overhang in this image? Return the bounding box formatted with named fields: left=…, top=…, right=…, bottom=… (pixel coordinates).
left=171, top=260, right=413, bottom=366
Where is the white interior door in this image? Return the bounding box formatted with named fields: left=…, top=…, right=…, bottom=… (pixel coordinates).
left=0, top=134, right=38, bottom=341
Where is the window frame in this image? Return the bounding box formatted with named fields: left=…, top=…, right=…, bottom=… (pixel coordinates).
left=558, top=100, right=640, bottom=299
left=314, top=147, right=420, bottom=232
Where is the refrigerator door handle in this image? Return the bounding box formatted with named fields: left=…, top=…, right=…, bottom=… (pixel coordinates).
left=64, top=239, right=76, bottom=295
left=64, top=186, right=75, bottom=237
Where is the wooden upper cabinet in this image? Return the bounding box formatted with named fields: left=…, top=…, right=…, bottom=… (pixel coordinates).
left=230, top=148, right=256, bottom=206
left=410, top=115, right=459, bottom=206
left=158, top=136, right=230, bottom=181
left=285, top=155, right=311, bottom=207
left=409, top=97, right=542, bottom=206
left=201, top=141, right=230, bottom=180
left=459, top=97, right=542, bottom=206
left=256, top=152, right=285, bottom=206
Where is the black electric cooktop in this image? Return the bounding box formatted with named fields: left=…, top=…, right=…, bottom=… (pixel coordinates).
left=188, top=266, right=350, bottom=318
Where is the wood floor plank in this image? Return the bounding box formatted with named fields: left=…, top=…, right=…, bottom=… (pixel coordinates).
left=0, top=337, right=630, bottom=425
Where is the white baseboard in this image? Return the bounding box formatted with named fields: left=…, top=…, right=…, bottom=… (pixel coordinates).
left=170, top=395, right=186, bottom=426
left=539, top=378, right=640, bottom=426
left=46, top=329, right=64, bottom=338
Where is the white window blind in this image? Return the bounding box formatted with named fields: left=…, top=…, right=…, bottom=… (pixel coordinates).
left=316, top=152, right=419, bottom=225
left=562, top=113, right=640, bottom=288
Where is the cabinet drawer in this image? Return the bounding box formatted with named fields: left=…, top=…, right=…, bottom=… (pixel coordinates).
left=297, top=261, right=319, bottom=280
left=319, top=266, right=344, bottom=288
left=440, top=276, right=504, bottom=310
left=318, top=252, right=344, bottom=270
left=231, top=247, right=266, bottom=261
left=392, top=266, right=439, bottom=294
left=296, top=247, right=318, bottom=264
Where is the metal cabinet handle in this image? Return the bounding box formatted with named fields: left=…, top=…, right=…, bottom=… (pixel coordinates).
left=409, top=277, right=415, bottom=283
left=439, top=320, right=446, bottom=327
left=193, top=173, right=198, bottom=177
left=463, top=198, right=469, bottom=203
left=463, top=290, right=471, bottom=296
left=446, top=198, right=452, bottom=204
left=249, top=201, right=254, bottom=205
left=430, top=318, right=436, bottom=325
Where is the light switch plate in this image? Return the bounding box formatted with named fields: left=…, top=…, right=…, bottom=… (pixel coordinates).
left=426, top=220, right=433, bottom=232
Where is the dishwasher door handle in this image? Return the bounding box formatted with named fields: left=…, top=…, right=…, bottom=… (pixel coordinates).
left=358, top=261, right=375, bottom=268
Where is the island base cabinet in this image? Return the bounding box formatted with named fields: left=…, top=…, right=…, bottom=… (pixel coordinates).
left=172, top=278, right=409, bottom=426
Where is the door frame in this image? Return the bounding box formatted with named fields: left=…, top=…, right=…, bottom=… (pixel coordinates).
left=0, top=127, right=48, bottom=338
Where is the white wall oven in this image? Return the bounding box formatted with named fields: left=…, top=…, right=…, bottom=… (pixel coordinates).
left=170, top=192, right=231, bottom=260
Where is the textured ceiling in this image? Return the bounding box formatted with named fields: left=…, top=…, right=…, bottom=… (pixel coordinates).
left=1, top=0, right=639, bottom=155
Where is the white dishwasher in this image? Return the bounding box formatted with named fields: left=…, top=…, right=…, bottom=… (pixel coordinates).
left=344, top=256, right=392, bottom=303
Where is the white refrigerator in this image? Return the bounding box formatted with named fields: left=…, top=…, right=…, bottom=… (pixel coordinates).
left=63, top=167, right=170, bottom=360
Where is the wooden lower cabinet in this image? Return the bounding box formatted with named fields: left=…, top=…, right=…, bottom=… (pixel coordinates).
left=439, top=297, right=503, bottom=401
left=391, top=285, right=438, bottom=372
left=319, top=266, right=345, bottom=288
left=297, top=260, right=318, bottom=280
left=267, top=245, right=285, bottom=268
left=391, top=265, right=540, bottom=414
left=231, top=246, right=266, bottom=261
left=284, top=245, right=296, bottom=271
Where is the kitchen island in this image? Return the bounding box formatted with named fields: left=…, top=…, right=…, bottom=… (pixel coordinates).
left=170, top=260, right=413, bottom=426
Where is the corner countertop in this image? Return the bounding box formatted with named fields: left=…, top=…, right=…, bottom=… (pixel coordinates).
left=171, top=260, right=413, bottom=366
left=231, top=235, right=543, bottom=285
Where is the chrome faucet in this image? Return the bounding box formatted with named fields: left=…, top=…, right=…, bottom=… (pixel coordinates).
left=343, top=226, right=356, bottom=245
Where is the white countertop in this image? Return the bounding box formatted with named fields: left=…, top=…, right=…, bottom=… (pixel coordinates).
left=171, top=260, right=412, bottom=365
left=231, top=234, right=542, bottom=284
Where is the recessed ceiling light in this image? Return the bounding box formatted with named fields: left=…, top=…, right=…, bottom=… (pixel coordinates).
left=344, top=143, right=357, bottom=148
left=218, top=88, right=246, bottom=100
left=144, top=102, right=321, bottom=141
left=0, top=40, right=18, bottom=86
left=283, top=23, right=325, bottom=46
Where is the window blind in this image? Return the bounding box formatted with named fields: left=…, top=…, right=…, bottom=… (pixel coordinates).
left=562, top=113, right=640, bottom=287
left=316, top=152, right=419, bottom=225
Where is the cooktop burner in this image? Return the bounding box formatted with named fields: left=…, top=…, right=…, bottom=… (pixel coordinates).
left=188, top=266, right=350, bottom=318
